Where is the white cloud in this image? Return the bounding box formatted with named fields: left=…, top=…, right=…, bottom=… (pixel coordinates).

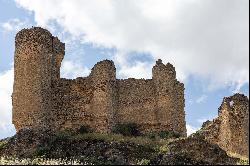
left=61, top=60, right=90, bottom=79
left=186, top=124, right=199, bottom=136
left=0, top=67, right=16, bottom=139
left=196, top=95, right=208, bottom=104
left=14, top=0, right=249, bottom=90
left=118, top=61, right=152, bottom=79
left=114, top=51, right=153, bottom=79
left=0, top=18, right=30, bottom=33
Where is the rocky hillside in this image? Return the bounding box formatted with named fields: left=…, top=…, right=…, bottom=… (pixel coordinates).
left=0, top=128, right=244, bottom=165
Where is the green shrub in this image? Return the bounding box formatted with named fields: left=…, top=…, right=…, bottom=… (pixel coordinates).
left=49, top=130, right=72, bottom=145
left=112, top=123, right=140, bottom=136
left=158, top=145, right=169, bottom=154
left=137, top=159, right=150, bottom=165
left=158, top=131, right=170, bottom=139
left=143, top=130, right=182, bottom=140
left=0, top=141, right=7, bottom=150
left=56, top=131, right=72, bottom=140
left=78, top=125, right=91, bottom=134
left=146, top=132, right=157, bottom=140
left=34, top=147, right=50, bottom=157
left=158, top=130, right=181, bottom=139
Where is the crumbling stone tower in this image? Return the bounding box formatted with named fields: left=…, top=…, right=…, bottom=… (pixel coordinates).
left=12, top=27, right=187, bottom=136
left=218, top=94, right=249, bottom=157
left=200, top=93, right=249, bottom=157
left=12, top=27, right=65, bottom=131
left=152, top=59, right=185, bottom=134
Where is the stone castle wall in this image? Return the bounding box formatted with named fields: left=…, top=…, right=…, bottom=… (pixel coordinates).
left=200, top=93, right=249, bottom=157
left=115, top=78, right=157, bottom=132
left=12, top=27, right=187, bottom=136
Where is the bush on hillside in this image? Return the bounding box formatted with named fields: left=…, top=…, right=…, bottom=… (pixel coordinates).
left=112, top=123, right=140, bottom=136
left=78, top=125, right=91, bottom=134
left=158, top=130, right=181, bottom=139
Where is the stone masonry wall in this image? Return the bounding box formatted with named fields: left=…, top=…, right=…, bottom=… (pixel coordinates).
left=115, top=74, right=186, bottom=136
left=200, top=93, right=249, bottom=157
left=12, top=27, right=186, bottom=136
left=115, top=79, right=157, bottom=132
left=51, top=77, right=94, bottom=131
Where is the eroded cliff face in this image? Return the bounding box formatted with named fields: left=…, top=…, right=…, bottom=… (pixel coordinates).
left=199, top=93, right=249, bottom=157
left=12, top=27, right=186, bottom=136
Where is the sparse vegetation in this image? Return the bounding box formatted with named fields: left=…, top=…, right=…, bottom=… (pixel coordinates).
left=49, top=130, right=72, bottom=143
left=158, top=145, right=169, bottom=154
left=0, top=141, right=7, bottom=150
left=39, top=131, right=161, bottom=165
left=144, top=130, right=181, bottom=140
left=0, top=129, right=242, bottom=165
left=0, top=156, right=89, bottom=165
left=146, top=132, right=157, bottom=140
left=67, top=131, right=169, bottom=147
left=35, top=129, right=180, bottom=149
left=34, top=147, right=50, bottom=157
left=158, top=130, right=181, bottom=139
left=137, top=159, right=150, bottom=165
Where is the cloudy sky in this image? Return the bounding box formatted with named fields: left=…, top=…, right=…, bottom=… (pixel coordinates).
left=0, top=0, right=249, bottom=139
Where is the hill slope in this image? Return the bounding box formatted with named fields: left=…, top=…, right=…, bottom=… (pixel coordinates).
left=0, top=129, right=242, bottom=165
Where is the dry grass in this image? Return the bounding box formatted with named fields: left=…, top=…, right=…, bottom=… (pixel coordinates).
left=227, top=151, right=249, bottom=165
left=72, top=132, right=171, bottom=148
left=0, top=156, right=91, bottom=165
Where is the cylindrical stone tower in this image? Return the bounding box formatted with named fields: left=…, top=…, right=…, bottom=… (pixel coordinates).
left=12, top=27, right=64, bottom=131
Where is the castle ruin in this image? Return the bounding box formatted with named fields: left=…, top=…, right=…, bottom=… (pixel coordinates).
left=12, top=27, right=187, bottom=136
left=200, top=93, right=249, bottom=157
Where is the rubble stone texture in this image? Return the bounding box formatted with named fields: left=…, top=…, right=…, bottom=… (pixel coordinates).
left=200, top=93, right=249, bottom=157
left=12, top=27, right=187, bottom=136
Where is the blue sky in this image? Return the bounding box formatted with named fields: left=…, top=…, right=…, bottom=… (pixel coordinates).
left=0, top=0, right=249, bottom=139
